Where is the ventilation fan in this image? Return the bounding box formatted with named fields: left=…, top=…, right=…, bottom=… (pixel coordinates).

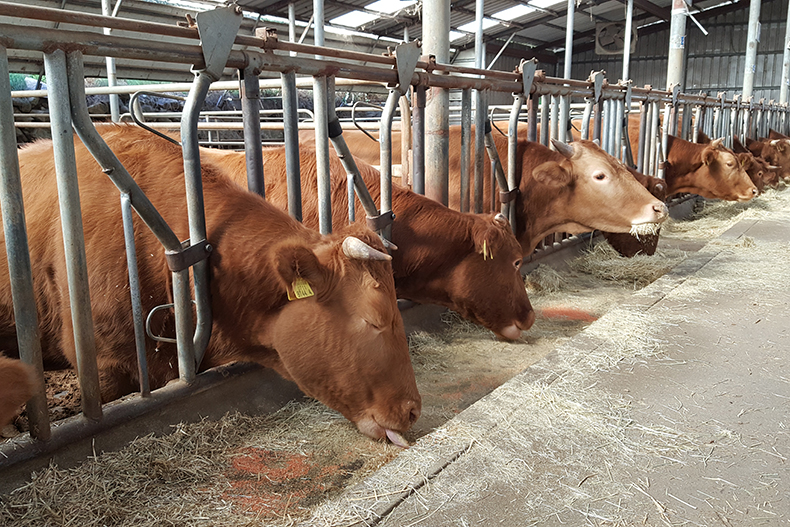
left=595, top=22, right=637, bottom=55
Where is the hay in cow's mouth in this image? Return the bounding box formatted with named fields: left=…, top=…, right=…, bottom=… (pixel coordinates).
left=629, top=222, right=662, bottom=238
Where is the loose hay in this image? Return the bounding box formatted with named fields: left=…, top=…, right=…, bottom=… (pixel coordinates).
left=525, top=264, right=567, bottom=295
left=569, top=241, right=686, bottom=287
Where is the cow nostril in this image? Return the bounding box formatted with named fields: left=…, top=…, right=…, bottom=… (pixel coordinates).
left=653, top=203, right=669, bottom=216
left=409, top=406, right=420, bottom=424
left=752, top=188, right=759, bottom=196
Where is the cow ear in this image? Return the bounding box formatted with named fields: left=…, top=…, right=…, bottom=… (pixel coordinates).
left=532, top=160, right=572, bottom=187
left=701, top=145, right=718, bottom=165
left=273, top=244, right=331, bottom=301
left=737, top=153, right=751, bottom=169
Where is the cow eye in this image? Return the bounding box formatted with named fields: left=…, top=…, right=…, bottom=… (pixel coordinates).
left=593, top=173, right=606, bottom=181
left=514, top=259, right=522, bottom=270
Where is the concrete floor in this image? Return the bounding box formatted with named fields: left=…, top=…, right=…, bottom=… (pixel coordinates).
left=303, top=215, right=790, bottom=526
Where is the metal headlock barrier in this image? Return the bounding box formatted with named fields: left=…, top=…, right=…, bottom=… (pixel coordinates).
left=1, top=0, right=789, bottom=471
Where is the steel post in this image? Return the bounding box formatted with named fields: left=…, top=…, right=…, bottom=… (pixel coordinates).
left=281, top=70, right=302, bottom=221
left=313, top=75, right=332, bottom=233
left=507, top=95, right=524, bottom=230
left=379, top=88, right=400, bottom=240
left=783, top=0, right=790, bottom=104
left=413, top=85, right=426, bottom=195
left=424, top=0, right=450, bottom=205
left=460, top=88, right=471, bottom=212
left=44, top=49, right=103, bottom=420
left=0, top=46, right=50, bottom=439
left=527, top=93, right=538, bottom=142
left=540, top=96, right=550, bottom=146
left=743, top=0, right=762, bottom=100
left=473, top=88, right=486, bottom=212
left=667, top=0, right=689, bottom=90
left=120, top=193, right=150, bottom=396
left=101, top=0, right=120, bottom=122
left=637, top=102, right=648, bottom=172
left=241, top=66, right=264, bottom=197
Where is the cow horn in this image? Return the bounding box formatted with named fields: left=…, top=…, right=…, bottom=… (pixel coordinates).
left=771, top=139, right=781, bottom=146
left=381, top=237, right=398, bottom=251
left=342, top=236, right=392, bottom=261
left=710, top=138, right=724, bottom=149
left=768, top=165, right=781, bottom=170
left=494, top=213, right=508, bottom=226
left=551, top=139, right=575, bottom=159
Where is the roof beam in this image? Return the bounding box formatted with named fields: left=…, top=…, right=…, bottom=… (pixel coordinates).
left=629, top=0, right=671, bottom=21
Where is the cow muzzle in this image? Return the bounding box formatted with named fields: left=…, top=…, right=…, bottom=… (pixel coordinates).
left=630, top=202, right=668, bottom=235
left=498, top=310, right=536, bottom=341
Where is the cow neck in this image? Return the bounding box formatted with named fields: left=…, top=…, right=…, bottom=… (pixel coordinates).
left=664, top=138, right=706, bottom=195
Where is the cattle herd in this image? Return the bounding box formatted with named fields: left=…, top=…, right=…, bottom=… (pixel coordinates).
left=0, top=118, right=784, bottom=446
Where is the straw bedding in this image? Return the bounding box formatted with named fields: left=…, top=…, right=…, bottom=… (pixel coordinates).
left=3, top=189, right=789, bottom=526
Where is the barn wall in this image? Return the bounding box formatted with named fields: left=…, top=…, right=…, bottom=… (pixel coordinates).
left=566, top=0, right=789, bottom=102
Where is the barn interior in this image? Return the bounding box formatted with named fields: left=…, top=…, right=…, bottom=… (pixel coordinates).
left=1, top=0, right=790, bottom=524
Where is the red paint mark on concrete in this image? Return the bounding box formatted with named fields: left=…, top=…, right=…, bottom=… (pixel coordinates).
left=539, top=307, right=598, bottom=323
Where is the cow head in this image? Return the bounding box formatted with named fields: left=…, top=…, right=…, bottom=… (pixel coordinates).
left=529, top=140, right=668, bottom=237
left=761, top=139, right=790, bottom=182
left=666, top=136, right=757, bottom=201
left=449, top=213, right=535, bottom=340
left=264, top=225, right=420, bottom=442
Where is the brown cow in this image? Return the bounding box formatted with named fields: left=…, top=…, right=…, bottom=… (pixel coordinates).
left=2, top=125, right=420, bottom=442
left=0, top=356, right=34, bottom=430
left=332, top=126, right=669, bottom=256
left=665, top=135, right=757, bottom=201
left=699, top=134, right=778, bottom=192
left=747, top=136, right=790, bottom=182
left=768, top=129, right=789, bottom=140
left=200, top=146, right=536, bottom=340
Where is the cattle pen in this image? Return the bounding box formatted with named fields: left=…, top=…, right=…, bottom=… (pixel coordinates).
left=1, top=0, right=790, bottom=524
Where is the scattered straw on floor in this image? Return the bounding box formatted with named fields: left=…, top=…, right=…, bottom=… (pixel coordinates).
left=525, top=264, right=568, bottom=295
left=568, top=241, right=687, bottom=288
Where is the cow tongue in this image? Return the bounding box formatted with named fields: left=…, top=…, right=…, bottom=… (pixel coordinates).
left=385, top=429, right=410, bottom=448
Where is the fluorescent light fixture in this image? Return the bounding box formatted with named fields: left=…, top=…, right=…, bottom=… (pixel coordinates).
left=330, top=10, right=380, bottom=27
left=492, top=4, right=536, bottom=20
left=365, top=0, right=418, bottom=14
left=457, top=17, right=500, bottom=32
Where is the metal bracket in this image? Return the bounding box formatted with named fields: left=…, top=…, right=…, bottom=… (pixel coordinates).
left=519, top=58, right=538, bottom=98
left=196, top=4, right=243, bottom=80
left=590, top=71, right=605, bottom=102
left=671, top=84, right=680, bottom=107
left=165, top=239, right=213, bottom=272
left=366, top=211, right=396, bottom=232
left=499, top=188, right=519, bottom=204
left=392, top=41, right=421, bottom=93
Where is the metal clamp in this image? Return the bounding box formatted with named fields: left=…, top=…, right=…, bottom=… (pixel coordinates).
left=165, top=239, right=213, bottom=272
left=519, top=58, right=538, bottom=98
left=589, top=71, right=605, bottom=103
left=366, top=211, right=395, bottom=232
left=499, top=188, right=519, bottom=204
left=391, top=41, right=421, bottom=93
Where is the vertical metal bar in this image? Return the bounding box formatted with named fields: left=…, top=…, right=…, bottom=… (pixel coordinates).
left=581, top=98, right=593, bottom=140
left=413, top=85, right=426, bottom=196
left=460, top=88, right=471, bottom=212
left=560, top=0, right=574, bottom=143
left=692, top=104, right=702, bottom=142
left=743, top=0, right=761, bottom=100
left=241, top=66, right=264, bottom=197
left=44, top=50, right=102, bottom=419
left=379, top=89, right=400, bottom=240
left=559, top=94, right=569, bottom=143
left=313, top=0, right=325, bottom=47
left=637, top=101, right=648, bottom=172
left=180, top=71, right=213, bottom=373
left=0, top=46, right=50, bottom=440
left=527, top=93, right=538, bottom=142
left=171, top=268, right=194, bottom=384
left=475, top=0, right=484, bottom=71
left=609, top=99, right=618, bottom=155
left=549, top=95, right=559, bottom=142
left=622, top=0, right=634, bottom=82
left=473, top=88, right=485, bottom=212
left=507, top=95, right=524, bottom=231
left=779, top=4, right=790, bottom=104
left=101, top=0, right=120, bottom=122
left=593, top=96, right=603, bottom=143
left=540, top=95, right=550, bottom=146
left=667, top=0, right=689, bottom=91
left=313, top=75, right=332, bottom=234
left=399, top=95, right=412, bottom=186
left=614, top=98, right=624, bottom=160
left=281, top=70, right=302, bottom=221
left=648, top=100, right=660, bottom=176
left=120, top=193, right=149, bottom=396
left=730, top=98, right=739, bottom=143
left=424, top=0, right=450, bottom=205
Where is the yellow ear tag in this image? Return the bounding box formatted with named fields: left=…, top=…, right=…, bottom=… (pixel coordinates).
left=483, top=240, right=488, bottom=260
left=287, top=277, right=315, bottom=301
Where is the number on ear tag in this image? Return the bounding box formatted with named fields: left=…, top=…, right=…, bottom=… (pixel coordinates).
left=287, top=277, right=315, bottom=301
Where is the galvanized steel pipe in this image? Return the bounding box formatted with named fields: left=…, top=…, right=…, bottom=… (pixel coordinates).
left=667, top=0, right=688, bottom=90
left=281, top=70, right=302, bottom=221
left=312, top=75, right=332, bottom=234
left=507, top=95, right=524, bottom=230
left=0, top=46, right=50, bottom=440
left=44, top=49, right=103, bottom=420
left=379, top=89, right=401, bottom=240
left=241, top=66, right=265, bottom=197
left=413, top=85, right=426, bottom=195
left=743, top=0, right=762, bottom=99
left=473, top=89, right=486, bottom=212
left=424, top=0, right=451, bottom=205
left=460, top=88, right=472, bottom=212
